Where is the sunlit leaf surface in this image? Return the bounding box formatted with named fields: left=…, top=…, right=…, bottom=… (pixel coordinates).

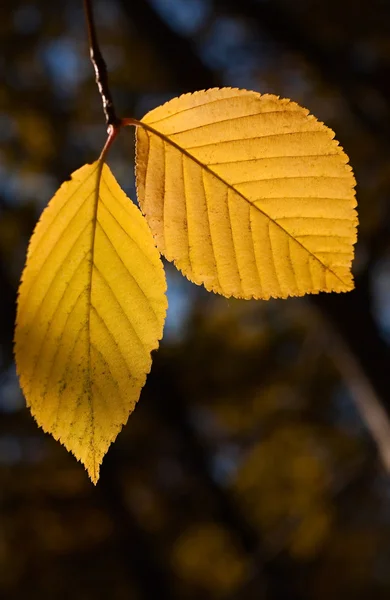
left=15, top=162, right=167, bottom=483
left=136, top=87, right=357, bottom=299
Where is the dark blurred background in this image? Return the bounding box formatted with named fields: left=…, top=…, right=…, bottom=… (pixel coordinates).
left=2, top=0, right=390, bottom=598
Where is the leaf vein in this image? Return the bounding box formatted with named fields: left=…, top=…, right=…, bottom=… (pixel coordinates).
left=145, top=92, right=256, bottom=126
left=169, top=110, right=303, bottom=136
left=99, top=177, right=155, bottom=269
left=138, top=121, right=352, bottom=286
left=208, top=153, right=339, bottom=167
left=248, top=206, right=263, bottom=294
left=96, top=220, right=159, bottom=323
left=287, top=238, right=299, bottom=294
left=267, top=222, right=282, bottom=296
left=29, top=248, right=90, bottom=392
left=24, top=219, right=92, bottom=340
left=234, top=175, right=351, bottom=185
left=93, top=262, right=148, bottom=356
left=226, top=188, right=244, bottom=296
left=20, top=193, right=94, bottom=312
left=51, top=321, right=88, bottom=437
left=38, top=288, right=88, bottom=414
left=186, top=130, right=321, bottom=151
left=181, top=153, right=193, bottom=275
left=90, top=304, right=133, bottom=381
left=31, top=167, right=98, bottom=259
left=200, top=170, right=222, bottom=292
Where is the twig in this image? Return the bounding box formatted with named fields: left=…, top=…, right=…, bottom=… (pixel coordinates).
left=330, top=330, right=390, bottom=473
left=83, top=0, right=119, bottom=130
left=304, top=302, right=390, bottom=473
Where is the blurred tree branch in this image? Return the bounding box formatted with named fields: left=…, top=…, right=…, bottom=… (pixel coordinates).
left=313, top=271, right=390, bottom=419
left=327, top=324, right=390, bottom=472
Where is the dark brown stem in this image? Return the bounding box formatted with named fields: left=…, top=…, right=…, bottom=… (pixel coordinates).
left=83, top=0, right=119, bottom=130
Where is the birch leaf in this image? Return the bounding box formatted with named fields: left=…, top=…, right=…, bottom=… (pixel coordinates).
left=14, top=161, right=167, bottom=483
left=135, top=87, right=357, bottom=299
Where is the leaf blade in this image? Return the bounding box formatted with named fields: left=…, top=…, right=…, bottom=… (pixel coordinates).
left=135, top=87, right=357, bottom=299
left=15, top=162, right=167, bottom=483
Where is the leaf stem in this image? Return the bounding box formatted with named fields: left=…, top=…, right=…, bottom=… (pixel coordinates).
left=122, top=117, right=140, bottom=127
left=83, top=0, right=120, bottom=130
left=99, top=124, right=119, bottom=162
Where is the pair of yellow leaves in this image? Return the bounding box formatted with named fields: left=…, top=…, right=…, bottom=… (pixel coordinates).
left=14, top=88, right=357, bottom=482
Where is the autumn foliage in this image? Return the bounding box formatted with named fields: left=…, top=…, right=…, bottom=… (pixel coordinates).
left=14, top=88, right=357, bottom=482
left=15, top=88, right=357, bottom=483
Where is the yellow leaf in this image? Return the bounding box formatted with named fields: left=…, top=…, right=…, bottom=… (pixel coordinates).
left=14, top=161, right=167, bottom=483
left=135, top=87, right=357, bottom=299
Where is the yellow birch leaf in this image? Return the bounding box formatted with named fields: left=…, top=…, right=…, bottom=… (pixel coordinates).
left=135, top=87, right=357, bottom=299
left=14, top=161, right=167, bottom=483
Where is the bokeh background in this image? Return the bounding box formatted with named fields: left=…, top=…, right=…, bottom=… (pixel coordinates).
left=2, top=0, right=390, bottom=598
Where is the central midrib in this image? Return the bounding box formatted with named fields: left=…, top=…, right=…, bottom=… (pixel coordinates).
left=85, top=162, right=103, bottom=481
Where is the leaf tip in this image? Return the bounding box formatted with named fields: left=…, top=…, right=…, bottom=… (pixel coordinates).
left=88, top=468, right=100, bottom=486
